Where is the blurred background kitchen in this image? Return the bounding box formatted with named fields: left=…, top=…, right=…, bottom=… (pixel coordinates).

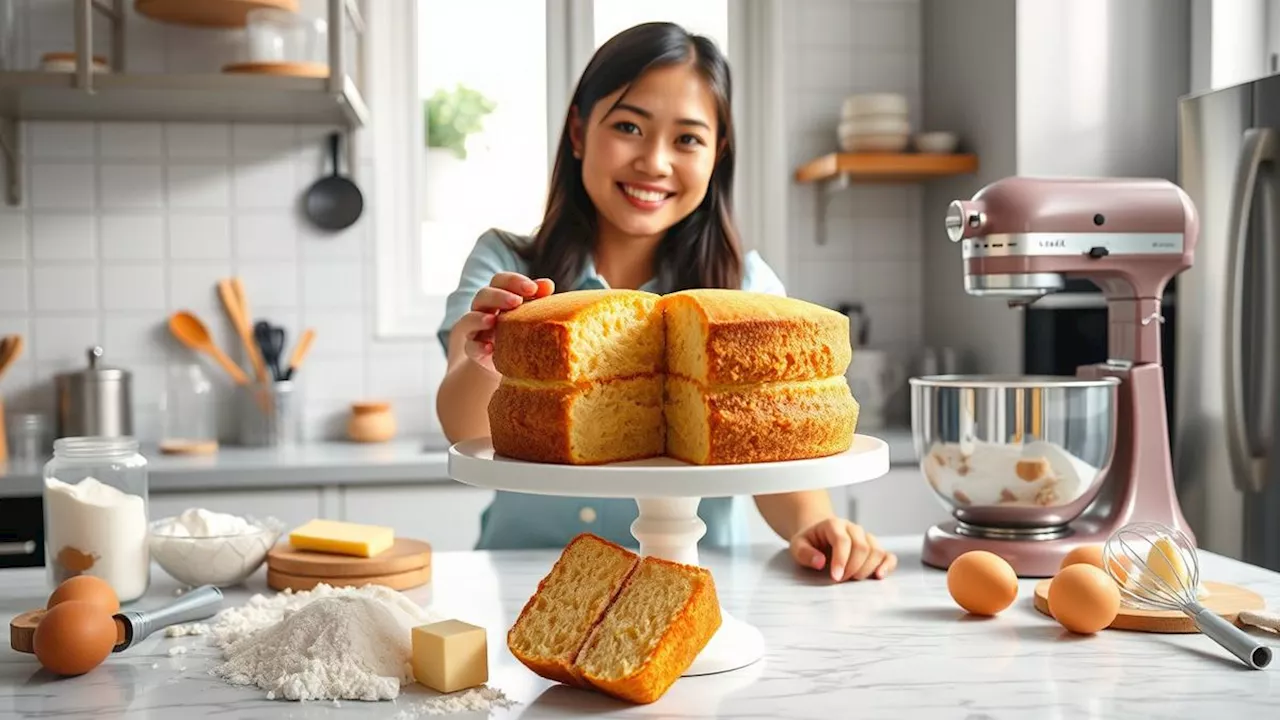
left=0, top=0, right=1275, bottom=568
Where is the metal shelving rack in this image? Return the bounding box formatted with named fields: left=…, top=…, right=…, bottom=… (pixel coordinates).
left=0, top=0, right=368, bottom=206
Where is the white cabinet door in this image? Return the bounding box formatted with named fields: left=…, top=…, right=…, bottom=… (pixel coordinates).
left=846, top=467, right=953, bottom=537
left=149, top=488, right=326, bottom=531
left=340, top=484, right=494, bottom=552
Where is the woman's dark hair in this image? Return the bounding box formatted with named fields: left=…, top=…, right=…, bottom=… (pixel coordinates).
left=505, top=21, right=743, bottom=292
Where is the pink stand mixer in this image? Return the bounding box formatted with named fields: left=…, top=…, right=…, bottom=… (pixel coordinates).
left=909, top=176, right=1200, bottom=577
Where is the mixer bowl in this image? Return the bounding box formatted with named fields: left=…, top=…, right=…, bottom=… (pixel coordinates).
left=909, top=374, right=1120, bottom=536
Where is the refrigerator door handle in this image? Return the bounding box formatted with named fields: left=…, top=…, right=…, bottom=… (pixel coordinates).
left=1225, top=127, right=1274, bottom=494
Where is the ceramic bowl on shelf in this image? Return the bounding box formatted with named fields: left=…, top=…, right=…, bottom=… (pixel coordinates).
left=840, top=133, right=911, bottom=152
left=842, top=93, right=908, bottom=118
left=916, top=131, right=960, bottom=154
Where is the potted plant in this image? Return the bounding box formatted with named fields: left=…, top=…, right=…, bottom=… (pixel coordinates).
left=423, top=84, right=496, bottom=219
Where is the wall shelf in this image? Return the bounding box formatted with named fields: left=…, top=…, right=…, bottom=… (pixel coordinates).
left=794, top=152, right=979, bottom=184
left=0, top=0, right=367, bottom=207
left=794, top=152, right=979, bottom=245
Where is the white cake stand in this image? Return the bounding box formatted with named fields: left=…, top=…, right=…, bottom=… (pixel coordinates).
left=447, top=434, right=890, bottom=677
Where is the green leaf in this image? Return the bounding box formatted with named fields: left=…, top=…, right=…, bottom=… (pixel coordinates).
left=424, top=84, right=498, bottom=159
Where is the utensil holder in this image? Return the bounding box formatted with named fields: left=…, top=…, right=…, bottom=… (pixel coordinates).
left=237, top=381, right=298, bottom=447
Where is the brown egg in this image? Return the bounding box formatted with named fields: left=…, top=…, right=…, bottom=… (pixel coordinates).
left=1048, top=563, right=1121, bottom=634
left=1060, top=545, right=1105, bottom=571
left=33, top=600, right=117, bottom=676
left=47, top=575, right=120, bottom=614
left=947, top=550, right=1019, bottom=616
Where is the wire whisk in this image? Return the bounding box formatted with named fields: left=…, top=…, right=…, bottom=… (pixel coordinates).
left=1102, top=522, right=1272, bottom=670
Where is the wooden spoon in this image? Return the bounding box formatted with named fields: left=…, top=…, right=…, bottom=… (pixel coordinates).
left=0, top=335, right=22, bottom=380
left=168, top=312, right=248, bottom=385
left=285, top=328, right=316, bottom=380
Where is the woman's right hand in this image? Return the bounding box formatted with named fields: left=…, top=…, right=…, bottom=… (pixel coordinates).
left=459, top=272, right=554, bottom=373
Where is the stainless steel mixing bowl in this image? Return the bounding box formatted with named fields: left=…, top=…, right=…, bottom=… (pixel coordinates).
left=909, top=375, right=1121, bottom=536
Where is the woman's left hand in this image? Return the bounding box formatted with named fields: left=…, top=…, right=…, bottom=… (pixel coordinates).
left=789, top=518, right=897, bottom=582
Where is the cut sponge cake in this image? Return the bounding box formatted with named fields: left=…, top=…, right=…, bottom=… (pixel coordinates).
left=492, top=289, right=663, bottom=382
left=507, top=533, right=720, bottom=704
left=488, top=288, right=859, bottom=465
left=663, top=288, right=852, bottom=384
left=665, top=375, right=860, bottom=465
left=489, top=375, right=665, bottom=464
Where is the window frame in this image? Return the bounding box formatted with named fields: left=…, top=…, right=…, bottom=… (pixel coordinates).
left=370, top=0, right=787, bottom=339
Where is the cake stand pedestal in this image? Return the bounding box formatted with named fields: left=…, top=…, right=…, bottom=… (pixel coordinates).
left=447, top=434, right=890, bottom=677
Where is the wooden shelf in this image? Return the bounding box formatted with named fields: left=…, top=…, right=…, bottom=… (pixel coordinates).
left=794, top=152, right=979, bottom=184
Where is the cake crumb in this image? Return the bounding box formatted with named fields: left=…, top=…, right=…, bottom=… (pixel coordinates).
left=167, top=646, right=187, bottom=657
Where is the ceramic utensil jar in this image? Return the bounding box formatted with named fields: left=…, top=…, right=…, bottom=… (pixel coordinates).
left=54, top=347, right=133, bottom=439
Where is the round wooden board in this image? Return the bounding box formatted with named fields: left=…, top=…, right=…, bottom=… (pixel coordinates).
left=267, top=565, right=431, bottom=593
left=266, top=538, right=432, bottom=578
left=1033, top=579, right=1266, bottom=633
left=9, top=609, right=44, bottom=654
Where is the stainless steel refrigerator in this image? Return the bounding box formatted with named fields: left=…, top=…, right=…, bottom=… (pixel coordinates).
left=1177, top=74, right=1280, bottom=572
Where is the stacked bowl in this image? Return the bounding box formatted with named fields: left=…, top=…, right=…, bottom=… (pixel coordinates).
left=838, top=93, right=910, bottom=152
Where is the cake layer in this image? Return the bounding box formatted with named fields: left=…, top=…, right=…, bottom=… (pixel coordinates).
left=507, top=534, right=639, bottom=688
left=489, top=375, right=665, bottom=464
left=662, top=289, right=852, bottom=385
left=664, top=375, right=859, bottom=465
left=576, top=555, right=721, bottom=704
left=493, top=289, right=663, bottom=382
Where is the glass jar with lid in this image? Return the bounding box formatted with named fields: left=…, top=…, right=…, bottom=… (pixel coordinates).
left=160, top=364, right=218, bottom=455
left=42, top=437, right=150, bottom=602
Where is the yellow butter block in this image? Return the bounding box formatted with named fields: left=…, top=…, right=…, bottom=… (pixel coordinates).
left=288, top=519, right=395, bottom=558
left=412, top=619, right=488, bottom=693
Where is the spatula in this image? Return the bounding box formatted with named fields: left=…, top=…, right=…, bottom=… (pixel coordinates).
left=168, top=312, right=249, bottom=385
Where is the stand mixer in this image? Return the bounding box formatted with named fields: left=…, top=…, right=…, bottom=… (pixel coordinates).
left=909, top=176, right=1200, bottom=577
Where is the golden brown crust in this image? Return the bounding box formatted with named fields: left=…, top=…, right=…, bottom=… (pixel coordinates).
left=488, top=377, right=663, bottom=465
left=667, top=377, right=859, bottom=465
left=579, top=559, right=721, bottom=704
left=661, top=290, right=852, bottom=384
left=493, top=289, right=659, bottom=381
left=488, top=378, right=574, bottom=463
left=506, top=534, right=639, bottom=689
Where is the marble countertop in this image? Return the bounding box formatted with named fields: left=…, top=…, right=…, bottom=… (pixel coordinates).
left=0, top=428, right=921, bottom=498
left=2, top=535, right=1277, bottom=719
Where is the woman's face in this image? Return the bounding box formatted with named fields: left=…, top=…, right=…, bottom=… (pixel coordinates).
left=571, top=62, right=720, bottom=241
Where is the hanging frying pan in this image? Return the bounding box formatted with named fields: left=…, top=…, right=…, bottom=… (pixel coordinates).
left=304, top=132, right=364, bottom=231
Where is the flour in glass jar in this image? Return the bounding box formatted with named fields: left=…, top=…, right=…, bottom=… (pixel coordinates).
left=43, top=476, right=149, bottom=601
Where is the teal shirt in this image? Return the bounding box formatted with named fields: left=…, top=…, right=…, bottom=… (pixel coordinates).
left=437, top=229, right=788, bottom=551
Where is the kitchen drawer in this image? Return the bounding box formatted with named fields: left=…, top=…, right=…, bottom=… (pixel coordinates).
left=0, top=496, right=44, bottom=568
left=340, top=484, right=493, bottom=551
left=149, top=488, right=327, bottom=531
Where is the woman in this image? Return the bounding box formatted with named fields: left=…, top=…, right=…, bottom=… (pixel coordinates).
left=436, top=22, right=896, bottom=582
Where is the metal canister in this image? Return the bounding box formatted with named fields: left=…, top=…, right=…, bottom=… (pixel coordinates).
left=54, top=347, right=133, bottom=438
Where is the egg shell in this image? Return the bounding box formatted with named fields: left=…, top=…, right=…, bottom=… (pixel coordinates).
left=33, top=600, right=117, bottom=676
left=947, top=550, right=1019, bottom=616
left=47, top=575, right=120, bottom=614
left=1048, top=563, right=1121, bottom=635
left=1060, top=545, right=1104, bottom=571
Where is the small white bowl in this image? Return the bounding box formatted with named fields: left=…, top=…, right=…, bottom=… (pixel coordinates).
left=840, top=133, right=911, bottom=153
left=149, top=516, right=285, bottom=587
left=842, top=93, right=908, bottom=118
left=915, top=131, right=959, bottom=154
left=839, top=115, right=911, bottom=137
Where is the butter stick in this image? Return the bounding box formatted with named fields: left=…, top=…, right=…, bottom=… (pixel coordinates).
left=288, top=519, right=395, bottom=558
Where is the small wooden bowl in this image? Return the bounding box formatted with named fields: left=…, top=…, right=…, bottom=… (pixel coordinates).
left=347, top=401, right=396, bottom=443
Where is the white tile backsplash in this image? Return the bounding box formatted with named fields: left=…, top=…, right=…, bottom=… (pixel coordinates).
left=102, top=314, right=170, bottom=362
left=169, top=214, right=232, bottom=260
left=167, top=164, right=231, bottom=209
left=302, top=262, right=364, bottom=309
left=165, top=124, right=231, bottom=159
left=101, top=214, right=166, bottom=260
left=0, top=265, right=28, bottom=312
left=30, top=123, right=96, bottom=160
left=33, top=265, right=97, bottom=312
left=101, top=164, right=166, bottom=210
left=237, top=263, right=299, bottom=309
left=31, top=164, right=96, bottom=210
left=234, top=215, right=297, bottom=260
left=99, top=123, right=166, bottom=160
left=31, top=215, right=95, bottom=260
left=0, top=214, right=27, bottom=261
left=32, top=317, right=100, bottom=361
left=102, top=265, right=167, bottom=311
left=233, top=160, right=299, bottom=210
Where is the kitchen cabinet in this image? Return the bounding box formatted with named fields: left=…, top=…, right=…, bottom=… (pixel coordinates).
left=339, top=484, right=494, bottom=552
left=149, top=488, right=328, bottom=532
left=846, top=467, right=952, bottom=537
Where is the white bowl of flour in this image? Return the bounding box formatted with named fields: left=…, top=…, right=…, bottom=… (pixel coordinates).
left=149, top=508, right=284, bottom=587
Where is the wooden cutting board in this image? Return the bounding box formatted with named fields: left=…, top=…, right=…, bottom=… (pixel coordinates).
left=266, top=538, right=432, bottom=578
left=10, top=609, right=127, bottom=654
left=1033, top=579, right=1265, bottom=633
left=267, top=565, right=431, bottom=592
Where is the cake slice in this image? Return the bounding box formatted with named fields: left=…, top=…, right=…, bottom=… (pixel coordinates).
left=662, top=289, right=852, bottom=385
left=507, top=534, right=639, bottom=687
left=488, top=375, right=665, bottom=464
left=575, top=556, right=721, bottom=704
left=664, top=375, right=859, bottom=465
left=492, top=289, right=664, bottom=382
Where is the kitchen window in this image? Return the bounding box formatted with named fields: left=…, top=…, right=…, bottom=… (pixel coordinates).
left=371, top=0, right=782, bottom=339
